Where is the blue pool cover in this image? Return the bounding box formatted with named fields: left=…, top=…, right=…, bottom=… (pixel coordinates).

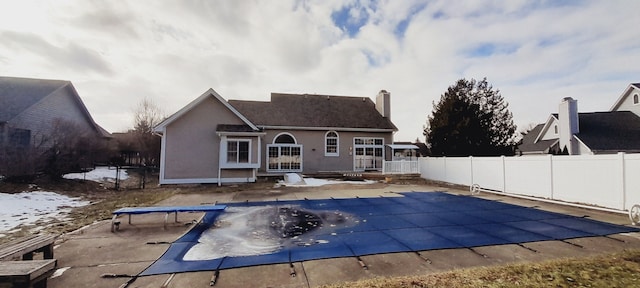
left=140, top=192, right=639, bottom=276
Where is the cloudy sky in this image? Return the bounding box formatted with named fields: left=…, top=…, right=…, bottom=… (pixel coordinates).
left=1, top=0, right=638, bottom=141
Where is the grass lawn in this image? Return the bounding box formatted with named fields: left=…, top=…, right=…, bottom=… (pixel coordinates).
left=321, top=249, right=640, bottom=287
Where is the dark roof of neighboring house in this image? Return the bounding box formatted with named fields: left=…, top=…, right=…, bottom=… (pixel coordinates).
left=517, top=124, right=559, bottom=154
left=229, top=93, right=397, bottom=130
left=0, top=76, right=111, bottom=137
left=0, top=76, right=69, bottom=122
left=576, top=111, right=640, bottom=153
left=632, top=83, right=640, bottom=89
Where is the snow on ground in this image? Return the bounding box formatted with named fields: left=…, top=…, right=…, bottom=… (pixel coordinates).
left=277, top=173, right=376, bottom=187
left=0, top=191, right=90, bottom=235
left=63, top=166, right=128, bottom=182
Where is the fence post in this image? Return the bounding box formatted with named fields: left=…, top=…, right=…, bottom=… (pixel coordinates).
left=501, top=156, right=506, bottom=193
left=443, top=156, right=447, bottom=182
left=620, top=152, right=626, bottom=210
left=469, top=156, right=474, bottom=187
left=549, top=154, right=554, bottom=200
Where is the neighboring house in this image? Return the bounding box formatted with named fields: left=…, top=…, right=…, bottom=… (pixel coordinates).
left=0, top=76, right=111, bottom=172
left=518, top=83, right=640, bottom=155
left=154, top=89, right=398, bottom=185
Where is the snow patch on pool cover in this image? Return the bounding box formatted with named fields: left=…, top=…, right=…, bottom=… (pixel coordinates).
left=183, top=206, right=358, bottom=261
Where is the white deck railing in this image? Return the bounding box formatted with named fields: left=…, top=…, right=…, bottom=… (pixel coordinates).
left=382, top=160, right=420, bottom=174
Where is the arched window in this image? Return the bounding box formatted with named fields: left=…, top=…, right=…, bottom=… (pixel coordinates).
left=634, top=94, right=639, bottom=105
left=273, top=133, right=296, bottom=144
left=554, top=125, right=558, bottom=134
left=325, top=131, right=339, bottom=156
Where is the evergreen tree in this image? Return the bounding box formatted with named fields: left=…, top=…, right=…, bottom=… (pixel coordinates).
left=424, top=78, right=517, bottom=156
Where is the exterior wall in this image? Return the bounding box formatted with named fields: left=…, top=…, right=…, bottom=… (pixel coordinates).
left=9, top=85, right=98, bottom=147
left=613, top=86, right=640, bottom=116
left=162, top=96, right=252, bottom=181
left=260, top=129, right=393, bottom=173
left=540, top=118, right=559, bottom=141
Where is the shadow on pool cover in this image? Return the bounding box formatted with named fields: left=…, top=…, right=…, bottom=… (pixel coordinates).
left=140, top=192, right=639, bottom=276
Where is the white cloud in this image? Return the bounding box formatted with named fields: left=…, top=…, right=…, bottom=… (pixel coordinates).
left=0, top=0, right=638, bottom=141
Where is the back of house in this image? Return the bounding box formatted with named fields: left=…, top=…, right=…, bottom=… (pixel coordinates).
left=154, top=89, right=397, bottom=185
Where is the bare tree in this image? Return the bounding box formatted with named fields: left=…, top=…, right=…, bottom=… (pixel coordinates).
left=133, top=98, right=164, bottom=167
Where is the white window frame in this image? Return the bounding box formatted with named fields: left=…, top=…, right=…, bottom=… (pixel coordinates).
left=267, top=144, right=303, bottom=172
left=226, top=139, right=250, bottom=164
left=353, top=137, right=384, bottom=171
left=325, top=131, right=339, bottom=157
left=220, top=137, right=258, bottom=169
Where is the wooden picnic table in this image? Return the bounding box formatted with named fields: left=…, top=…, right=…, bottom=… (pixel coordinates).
left=0, top=259, right=57, bottom=288
left=0, top=235, right=56, bottom=261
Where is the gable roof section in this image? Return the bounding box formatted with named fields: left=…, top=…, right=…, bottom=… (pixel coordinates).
left=229, top=93, right=397, bottom=131
left=574, top=111, right=640, bottom=153
left=610, top=83, right=640, bottom=111
left=0, top=76, right=110, bottom=137
left=534, top=114, right=559, bottom=143
left=518, top=124, right=559, bottom=154
left=0, top=76, right=69, bottom=122
left=154, top=88, right=258, bottom=133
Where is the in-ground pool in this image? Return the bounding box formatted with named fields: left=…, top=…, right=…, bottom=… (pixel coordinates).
left=140, top=192, right=639, bottom=276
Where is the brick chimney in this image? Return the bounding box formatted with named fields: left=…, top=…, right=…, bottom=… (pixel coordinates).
left=375, top=90, right=391, bottom=118
left=558, top=97, right=579, bottom=155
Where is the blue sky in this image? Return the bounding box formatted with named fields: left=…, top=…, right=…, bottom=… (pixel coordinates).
left=0, top=0, right=639, bottom=141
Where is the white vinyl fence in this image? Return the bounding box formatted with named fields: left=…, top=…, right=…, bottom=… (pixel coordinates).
left=420, top=153, right=640, bottom=212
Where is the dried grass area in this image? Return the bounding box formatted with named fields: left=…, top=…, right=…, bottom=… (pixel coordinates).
left=321, top=249, right=640, bottom=288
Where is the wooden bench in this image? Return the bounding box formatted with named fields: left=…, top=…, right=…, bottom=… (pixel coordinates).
left=111, top=205, right=227, bottom=232
left=0, top=235, right=57, bottom=261
left=0, top=259, right=57, bottom=288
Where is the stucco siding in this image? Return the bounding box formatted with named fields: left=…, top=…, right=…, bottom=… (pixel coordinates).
left=162, top=96, right=246, bottom=180
left=261, top=129, right=393, bottom=173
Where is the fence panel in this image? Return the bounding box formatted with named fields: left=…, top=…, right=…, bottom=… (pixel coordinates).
left=445, top=157, right=472, bottom=185
left=421, top=157, right=447, bottom=182
left=472, top=157, right=504, bottom=191
left=504, top=156, right=552, bottom=198
left=625, top=154, right=640, bottom=210
left=552, top=155, right=624, bottom=210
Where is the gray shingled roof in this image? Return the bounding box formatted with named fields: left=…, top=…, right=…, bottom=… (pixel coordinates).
left=517, top=124, right=559, bottom=154
left=0, top=77, right=69, bottom=122
left=576, top=111, right=640, bottom=153
left=229, top=93, right=397, bottom=130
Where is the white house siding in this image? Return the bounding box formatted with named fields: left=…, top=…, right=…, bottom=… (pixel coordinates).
left=540, top=118, right=560, bottom=141
left=612, top=86, right=640, bottom=116
left=162, top=96, right=252, bottom=181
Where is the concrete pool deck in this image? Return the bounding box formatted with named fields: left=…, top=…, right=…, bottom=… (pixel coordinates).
left=47, top=183, right=640, bottom=288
